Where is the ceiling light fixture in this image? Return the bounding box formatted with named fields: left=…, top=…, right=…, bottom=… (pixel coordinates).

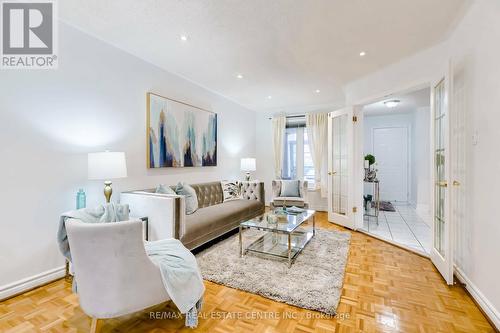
left=180, top=35, right=188, bottom=41
left=267, top=95, right=272, bottom=99
left=359, top=51, right=366, bottom=57
left=384, top=99, right=400, bottom=108
left=315, top=89, right=321, bottom=93
left=236, top=74, right=243, bottom=79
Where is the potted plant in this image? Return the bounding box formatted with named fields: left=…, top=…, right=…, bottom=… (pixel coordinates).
left=364, top=154, right=377, bottom=181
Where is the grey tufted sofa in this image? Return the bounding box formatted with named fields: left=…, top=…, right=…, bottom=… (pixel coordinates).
left=121, top=181, right=265, bottom=250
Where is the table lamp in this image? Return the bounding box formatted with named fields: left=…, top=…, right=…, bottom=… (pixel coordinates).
left=88, top=151, right=127, bottom=203
left=240, top=158, right=256, bottom=181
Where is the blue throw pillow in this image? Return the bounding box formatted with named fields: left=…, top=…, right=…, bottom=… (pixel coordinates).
left=155, top=184, right=176, bottom=195
left=280, top=180, right=300, bottom=197
left=175, top=182, right=199, bottom=215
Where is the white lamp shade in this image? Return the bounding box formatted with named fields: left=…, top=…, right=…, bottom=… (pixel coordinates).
left=240, top=158, right=256, bottom=172
left=88, top=152, right=127, bottom=180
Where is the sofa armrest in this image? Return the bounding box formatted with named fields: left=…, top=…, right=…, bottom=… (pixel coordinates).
left=240, top=181, right=265, bottom=206
left=271, top=180, right=281, bottom=200
left=300, top=181, right=309, bottom=203
left=120, top=192, right=185, bottom=241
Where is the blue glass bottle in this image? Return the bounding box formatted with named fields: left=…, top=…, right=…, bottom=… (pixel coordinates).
left=76, top=189, right=86, bottom=209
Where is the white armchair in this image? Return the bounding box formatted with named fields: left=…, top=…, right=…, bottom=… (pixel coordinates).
left=65, top=219, right=170, bottom=333
left=270, top=180, right=309, bottom=209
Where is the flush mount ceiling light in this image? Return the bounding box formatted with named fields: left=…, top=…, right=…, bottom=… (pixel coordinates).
left=236, top=74, right=243, bottom=79
left=180, top=35, right=188, bottom=41
left=267, top=95, right=272, bottom=99
left=359, top=51, right=366, bottom=57
left=384, top=99, right=400, bottom=108
left=315, top=89, right=321, bottom=93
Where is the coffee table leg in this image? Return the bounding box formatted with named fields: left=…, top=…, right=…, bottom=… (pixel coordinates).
left=313, top=214, right=316, bottom=236
left=288, top=233, right=292, bottom=268
left=239, top=226, right=243, bottom=257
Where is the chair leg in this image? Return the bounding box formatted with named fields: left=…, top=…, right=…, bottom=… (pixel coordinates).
left=90, top=318, right=102, bottom=333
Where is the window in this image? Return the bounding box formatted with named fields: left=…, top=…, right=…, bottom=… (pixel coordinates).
left=282, top=120, right=315, bottom=189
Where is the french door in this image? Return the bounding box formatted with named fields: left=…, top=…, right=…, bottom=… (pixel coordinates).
left=327, top=107, right=355, bottom=229
left=430, top=62, right=454, bottom=284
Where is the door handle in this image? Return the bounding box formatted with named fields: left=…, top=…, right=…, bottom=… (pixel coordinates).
left=328, top=171, right=337, bottom=175
left=436, top=181, right=448, bottom=187
left=452, top=180, right=461, bottom=186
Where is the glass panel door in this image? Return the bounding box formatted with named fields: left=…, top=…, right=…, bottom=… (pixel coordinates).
left=328, top=108, right=355, bottom=229
left=434, top=79, right=446, bottom=255
left=332, top=114, right=348, bottom=215
left=430, top=61, right=454, bottom=285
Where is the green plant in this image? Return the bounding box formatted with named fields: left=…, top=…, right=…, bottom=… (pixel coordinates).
left=364, top=154, right=375, bottom=165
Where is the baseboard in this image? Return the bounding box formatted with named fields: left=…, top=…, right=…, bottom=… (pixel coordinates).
left=454, top=266, right=500, bottom=330
left=0, top=266, right=65, bottom=301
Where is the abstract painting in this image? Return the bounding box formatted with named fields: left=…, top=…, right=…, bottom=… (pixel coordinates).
left=147, top=92, right=217, bottom=168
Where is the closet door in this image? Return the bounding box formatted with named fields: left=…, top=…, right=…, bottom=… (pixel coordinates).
left=327, top=107, right=355, bottom=229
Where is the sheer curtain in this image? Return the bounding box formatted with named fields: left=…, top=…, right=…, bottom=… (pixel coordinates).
left=272, top=116, right=286, bottom=179
left=306, top=113, right=328, bottom=197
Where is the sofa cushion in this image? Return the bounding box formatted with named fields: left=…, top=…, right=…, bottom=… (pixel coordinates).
left=183, top=199, right=263, bottom=244
left=280, top=180, right=300, bottom=197
left=221, top=181, right=241, bottom=202
left=155, top=184, right=176, bottom=195
left=175, top=182, right=198, bottom=215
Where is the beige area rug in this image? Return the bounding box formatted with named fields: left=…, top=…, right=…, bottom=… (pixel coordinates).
left=196, top=228, right=351, bottom=314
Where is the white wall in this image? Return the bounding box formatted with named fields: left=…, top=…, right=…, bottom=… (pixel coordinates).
left=0, top=23, right=256, bottom=291
left=346, top=0, right=500, bottom=327
left=412, top=107, right=431, bottom=214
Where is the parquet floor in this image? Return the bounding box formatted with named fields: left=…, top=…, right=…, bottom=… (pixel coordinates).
left=0, top=212, right=495, bottom=332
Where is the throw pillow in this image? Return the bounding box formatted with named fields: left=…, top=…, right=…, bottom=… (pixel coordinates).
left=221, top=181, right=241, bottom=202
left=175, top=182, right=199, bottom=215
left=280, top=180, right=300, bottom=197
left=155, top=184, right=176, bottom=195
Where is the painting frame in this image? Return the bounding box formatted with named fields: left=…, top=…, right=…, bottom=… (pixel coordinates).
left=146, top=92, right=218, bottom=168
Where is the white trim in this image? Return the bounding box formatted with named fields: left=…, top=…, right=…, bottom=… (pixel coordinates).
left=454, top=266, right=500, bottom=330
left=0, top=266, right=65, bottom=301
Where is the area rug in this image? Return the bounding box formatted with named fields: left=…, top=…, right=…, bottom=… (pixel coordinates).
left=372, top=201, right=396, bottom=212
left=195, top=228, right=351, bottom=314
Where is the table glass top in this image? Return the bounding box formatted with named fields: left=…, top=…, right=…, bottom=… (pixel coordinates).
left=240, top=209, right=315, bottom=233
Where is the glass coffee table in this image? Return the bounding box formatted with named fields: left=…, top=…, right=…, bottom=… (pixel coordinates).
left=239, top=210, right=316, bottom=267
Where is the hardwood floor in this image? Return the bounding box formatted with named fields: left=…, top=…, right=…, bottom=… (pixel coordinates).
left=0, top=212, right=494, bottom=332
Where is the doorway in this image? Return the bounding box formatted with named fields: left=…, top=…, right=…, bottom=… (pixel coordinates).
left=359, top=87, right=432, bottom=254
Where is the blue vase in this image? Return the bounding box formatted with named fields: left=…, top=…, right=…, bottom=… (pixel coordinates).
left=76, top=189, right=86, bottom=209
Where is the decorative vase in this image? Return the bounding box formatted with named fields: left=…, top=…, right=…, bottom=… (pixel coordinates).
left=76, top=189, right=86, bottom=209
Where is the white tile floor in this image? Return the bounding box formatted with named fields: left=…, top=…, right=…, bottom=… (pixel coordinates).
left=361, top=203, right=431, bottom=254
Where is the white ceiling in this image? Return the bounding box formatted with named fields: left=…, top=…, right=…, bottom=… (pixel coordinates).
left=363, top=87, right=430, bottom=116
left=59, top=0, right=467, bottom=112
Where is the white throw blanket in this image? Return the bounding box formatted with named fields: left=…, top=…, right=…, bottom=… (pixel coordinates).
left=57, top=203, right=130, bottom=262
left=145, top=239, right=205, bottom=328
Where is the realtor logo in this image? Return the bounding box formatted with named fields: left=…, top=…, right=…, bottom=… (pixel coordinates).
left=1, top=0, right=58, bottom=69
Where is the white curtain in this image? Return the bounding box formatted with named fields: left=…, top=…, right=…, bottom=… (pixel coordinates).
left=272, top=116, right=286, bottom=179
left=306, top=113, right=328, bottom=197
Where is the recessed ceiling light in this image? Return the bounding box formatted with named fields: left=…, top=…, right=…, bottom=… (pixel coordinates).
left=267, top=95, right=272, bottom=99
left=359, top=51, right=366, bottom=57
left=384, top=99, right=400, bottom=108
left=180, top=35, right=188, bottom=41
left=315, top=89, right=321, bottom=93
left=236, top=74, right=243, bottom=79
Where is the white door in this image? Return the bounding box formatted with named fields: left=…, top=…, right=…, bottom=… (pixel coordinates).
left=372, top=127, right=409, bottom=202
left=430, top=62, right=454, bottom=285
left=328, top=107, right=355, bottom=229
